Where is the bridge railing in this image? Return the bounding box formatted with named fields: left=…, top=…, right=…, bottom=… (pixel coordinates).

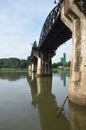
left=39, top=2, right=62, bottom=46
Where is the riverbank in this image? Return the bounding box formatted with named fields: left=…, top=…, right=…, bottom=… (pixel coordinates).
left=52, top=67, right=70, bottom=73
left=0, top=68, right=28, bottom=72
left=0, top=67, right=70, bottom=72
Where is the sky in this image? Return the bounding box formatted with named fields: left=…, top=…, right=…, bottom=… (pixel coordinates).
left=0, top=0, right=72, bottom=62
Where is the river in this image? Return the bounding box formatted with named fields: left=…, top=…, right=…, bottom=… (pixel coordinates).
left=0, top=71, right=86, bottom=130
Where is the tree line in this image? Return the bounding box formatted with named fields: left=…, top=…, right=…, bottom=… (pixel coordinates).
left=0, top=57, right=71, bottom=69
left=52, top=61, right=71, bottom=68
left=0, top=58, right=28, bottom=69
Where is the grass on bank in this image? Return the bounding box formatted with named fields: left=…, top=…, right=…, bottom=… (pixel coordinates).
left=0, top=68, right=28, bottom=71
left=52, top=67, right=70, bottom=73
left=0, top=67, right=70, bottom=72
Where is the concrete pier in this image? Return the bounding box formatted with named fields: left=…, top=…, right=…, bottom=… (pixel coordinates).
left=28, top=62, right=37, bottom=72
left=31, top=63, right=37, bottom=72
left=36, top=52, right=52, bottom=76
left=28, top=64, right=32, bottom=71
left=61, top=0, right=86, bottom=106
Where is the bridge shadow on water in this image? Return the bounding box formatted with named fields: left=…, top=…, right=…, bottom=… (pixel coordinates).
left=27, top=71, right=86, bottom=130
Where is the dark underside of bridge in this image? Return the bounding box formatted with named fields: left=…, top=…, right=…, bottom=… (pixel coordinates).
left=38, top=15, right=72, bottom=54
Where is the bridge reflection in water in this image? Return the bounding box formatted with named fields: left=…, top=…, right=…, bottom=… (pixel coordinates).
left=0, top=71, right=86, bottom=130
left=69, top=102, right=86, bottom=130
left=27, top=72, right=86, bottom=130
left=27, top=73, right=69, bottom=130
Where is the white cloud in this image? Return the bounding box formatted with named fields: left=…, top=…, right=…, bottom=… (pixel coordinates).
left=0, top=0, right=72, bottom=62
left=0, top=33, right=39, bottom=59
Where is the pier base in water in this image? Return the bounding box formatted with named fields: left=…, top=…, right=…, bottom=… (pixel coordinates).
left=61, top=0, right=86, bottom=106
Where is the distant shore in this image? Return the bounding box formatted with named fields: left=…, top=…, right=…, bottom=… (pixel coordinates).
left=52, top=67, right=70, bottom=72
left=0, top=67, right=70, bottom=73
left=0, top=68, right=28, bottom=71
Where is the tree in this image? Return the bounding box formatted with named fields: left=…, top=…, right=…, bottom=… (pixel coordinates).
left=0, top=58, right=28, bottom=69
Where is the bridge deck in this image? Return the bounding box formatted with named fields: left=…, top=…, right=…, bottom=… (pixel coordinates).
left=38, top=15, right=72, bottom=53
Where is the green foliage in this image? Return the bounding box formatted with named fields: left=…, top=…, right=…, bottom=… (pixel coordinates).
left=19, top=59, right=27, bottom=68
left=65, top=61, right=71, bottom=67
left=0, top=58, right=28, bottom=69
left=52, top=63, right=58, bottom=68
left=52, top=61, right=71, bottom=68
left=52, top=61, right=63, bottom=68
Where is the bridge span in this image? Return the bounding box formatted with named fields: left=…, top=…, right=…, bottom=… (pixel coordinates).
left=28, top=0, right=86, bottom=106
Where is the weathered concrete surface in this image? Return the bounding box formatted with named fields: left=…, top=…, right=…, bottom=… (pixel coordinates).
left=61, top=0, right=86, bottom=106
left=28, top=64, right=32, bottom=71
left=28, top=63, right=37, bottom=72
left=37, top=57, right=42, bottom=75
left=31, top=63, right=37, bottom=72
left=35, top=52, right=52, bottom=76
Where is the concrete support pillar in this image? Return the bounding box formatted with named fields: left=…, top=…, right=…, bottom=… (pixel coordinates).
left=61, top=0, right=86, bottom=106
left=48, top=58, right=52, bottom=75
left=28, top=64, right=32, bottom=71
left=43, top=53, right=52, bottom=75
left=36, top=52, right=52, bottom=76
left=37, top=57, right=42, bottom=75
left=31, top=63, right=37, bottom=72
